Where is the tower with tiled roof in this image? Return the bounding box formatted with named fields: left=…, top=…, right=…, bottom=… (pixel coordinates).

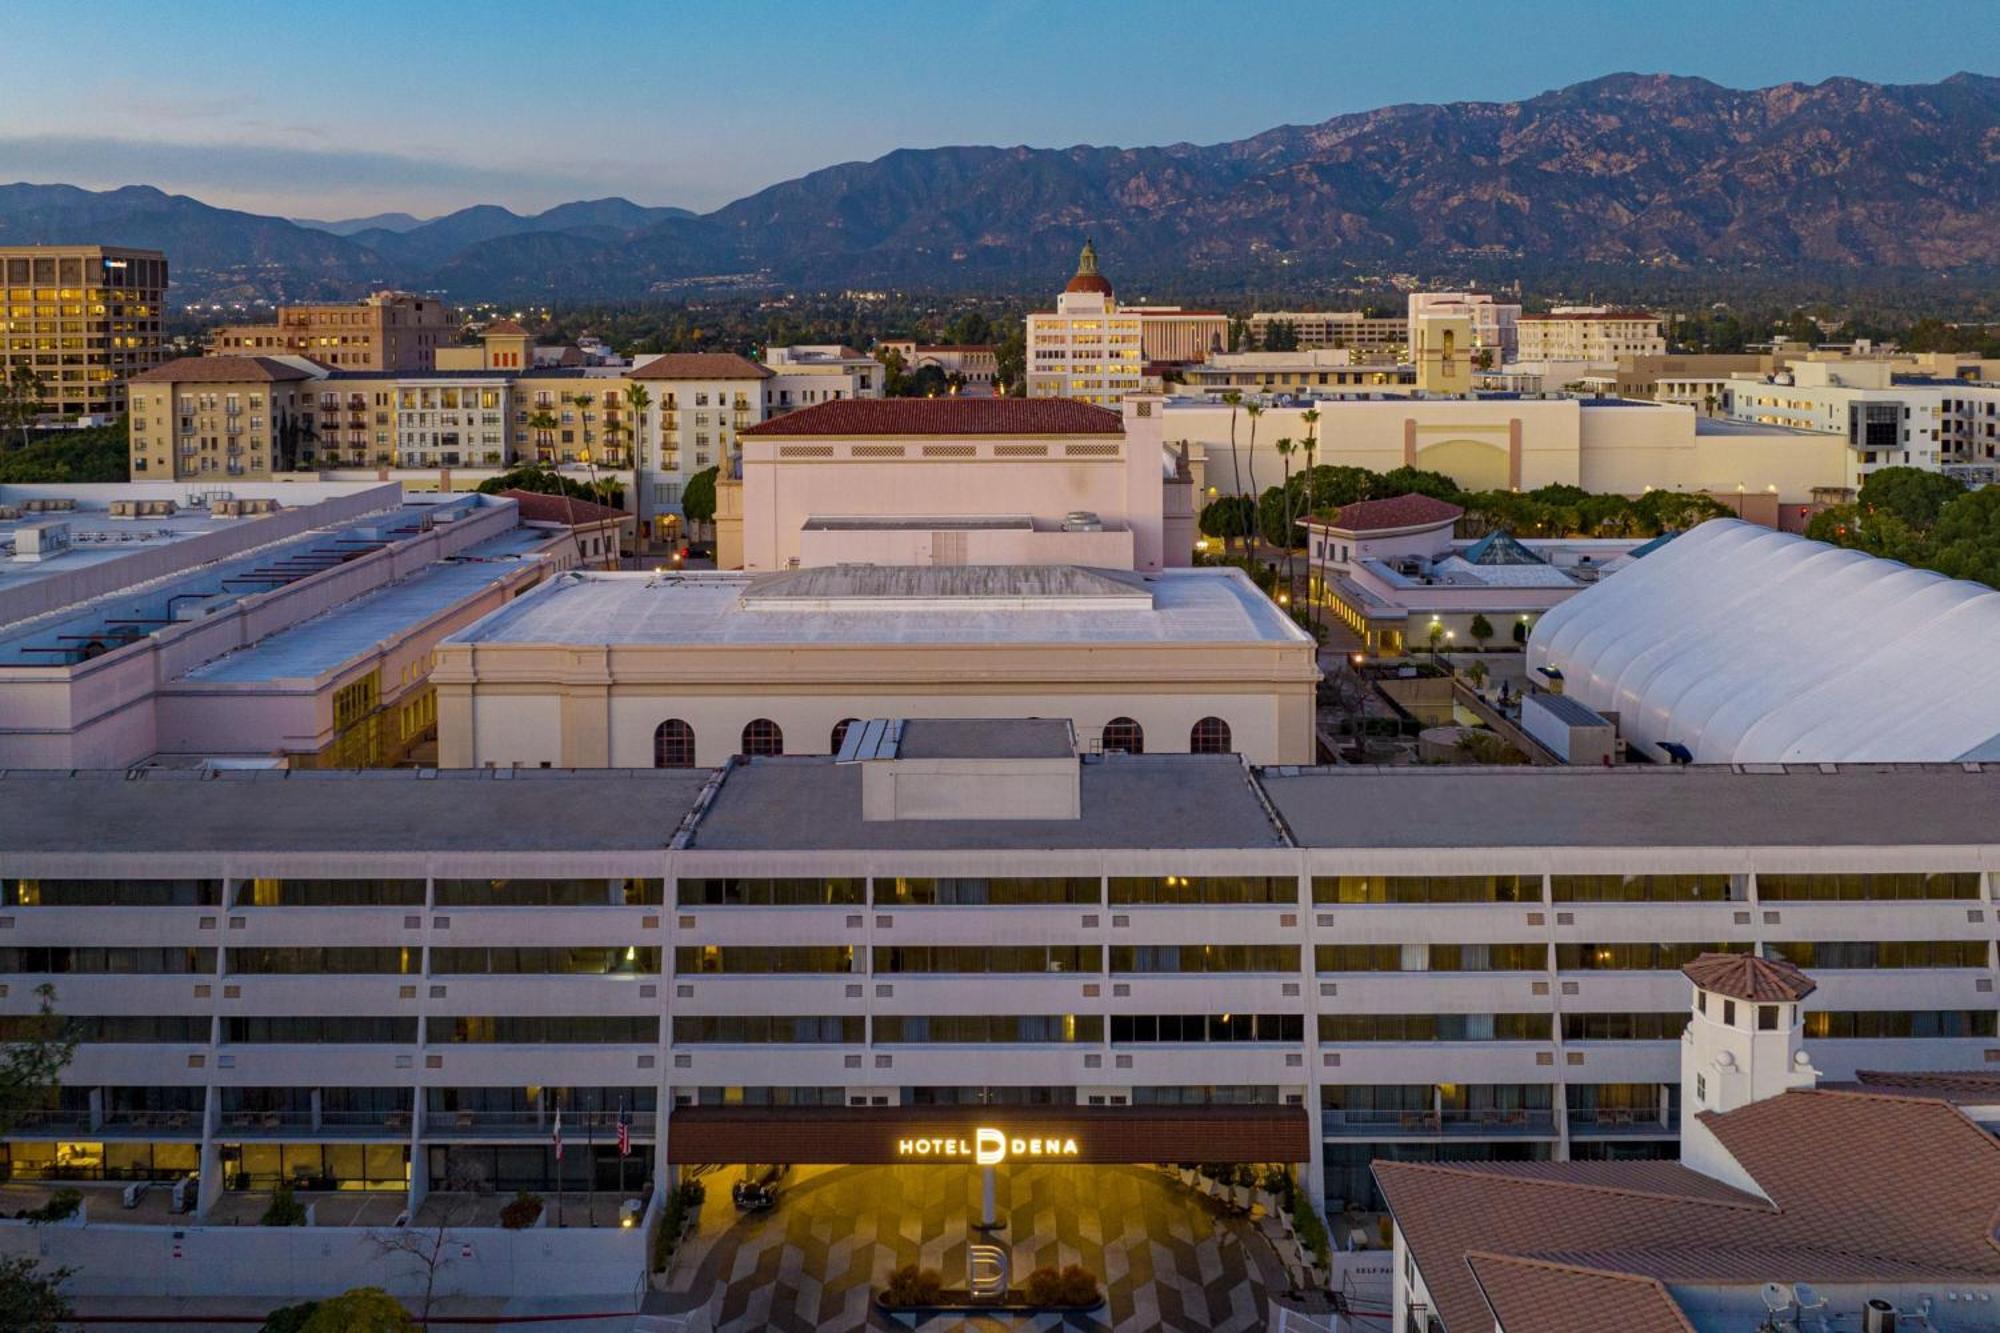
left=1680, top=951, right=1821, bottom=1191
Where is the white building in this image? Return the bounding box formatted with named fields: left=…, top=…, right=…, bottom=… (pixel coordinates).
left=1248, top=311, right=1406, bottom=360
left=1515, top=307, right=1666, bottom=364
left=1407, top=291, right=1520, bottom=364
left=1180, top=349, right=1417, bottom=396
left=4, top=752, right=1999, bottom=1307
left=762, top=344, right=882, bottom=417
left=1529, top=518, right=2000, bottom=763
left=1722, top=359, right=1944, bottom=482
left=627, top=352, right=771, bottom=533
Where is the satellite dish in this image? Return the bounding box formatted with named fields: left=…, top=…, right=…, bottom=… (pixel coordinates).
left=1762, top=1282, right=1795, bottom=1315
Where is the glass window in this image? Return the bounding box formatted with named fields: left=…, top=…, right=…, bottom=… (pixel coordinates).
left=675, top=878, right=863, bottom=906
left=740, top=719, right=783, bottom=757
left=1189, top=717, right=1232, bottom=754
left=1550, top=875, right=1735, bottom=903
left=877, top=877, right=1097, bottom=906
left=1101, top=717, right=1144, bottom=754
left=1757, top=873, right=1980, bottom=901
left=653, top=720, right=695, bottom=768
left=1314, top=876, right=1538, bottom=904
left=1109, top=876, right=1296, bottom=905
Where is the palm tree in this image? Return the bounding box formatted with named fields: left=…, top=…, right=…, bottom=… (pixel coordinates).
left=1274, top=437, right=1298, bottom=608
left=1221, top=391, right=1244, bottom=550
left=1243, top=403, right=1265, bottom=549
left=525, top=408, right=559, bottom=465
left=624, top=382, right=652, bottom=554
left=1300, top=408, right=1321, bottom=636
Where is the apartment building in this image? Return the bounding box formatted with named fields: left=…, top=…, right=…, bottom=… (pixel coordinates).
left=0, top=750, right=1995, bottom=1260
left=763, top=344, right=881, bottom=416
left=1722, top=359, right=1942, bottom=482
left=0, top=244, right=168, bottom=418
left=127, top=356, right=322, bottom=480
left=208, top=292, right=456, bottom=372
left=1026, top=241, right=1227, bottom=405
left=1515, top=307, right=1666, bottom=364
left=1406, top=291, right=1520, bottom=363
left=628, top=353, right=770, bottom=539
left=1248, top=311, right=1407, bottom=360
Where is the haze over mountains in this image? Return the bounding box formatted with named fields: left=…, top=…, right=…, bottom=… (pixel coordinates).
left=3, top=72, right=1996, bottom=304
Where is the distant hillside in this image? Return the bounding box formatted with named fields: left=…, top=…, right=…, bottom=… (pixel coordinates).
left=5, top=72, right=1997, bottom=302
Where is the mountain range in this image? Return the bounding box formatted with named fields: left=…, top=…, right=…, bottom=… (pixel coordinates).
left=3, top=72, right=1997, bottom=304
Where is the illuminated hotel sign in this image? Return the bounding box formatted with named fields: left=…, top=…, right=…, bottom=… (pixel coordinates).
left=896, top=1127, right=1079, bottom=1166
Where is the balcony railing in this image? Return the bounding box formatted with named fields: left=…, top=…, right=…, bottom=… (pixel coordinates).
left=219, top=1110, right=314, bottom=1136
left=1567, top=1108, right=1677, bottom=1135
left=425, top=1109, right=656, bottom=1138
left=1321, top=1107, right=1557, bottom=1137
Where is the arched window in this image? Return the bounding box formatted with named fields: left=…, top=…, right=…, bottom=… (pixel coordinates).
left=653, top=719, right=695, bottom=769
left=1102, top=717, right=1144, bottom=755
left=830, top=718, right=860, bottom=754
left=1190, top=717, right=1232, bottom=754
left=741, top=719, right=784, bottom=757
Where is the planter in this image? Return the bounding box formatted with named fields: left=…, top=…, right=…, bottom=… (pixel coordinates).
left=1253, top=1189, right=1280, bottom=1217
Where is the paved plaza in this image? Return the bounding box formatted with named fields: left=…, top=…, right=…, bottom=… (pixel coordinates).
left=648, top=1162, right=1285, bottom=1332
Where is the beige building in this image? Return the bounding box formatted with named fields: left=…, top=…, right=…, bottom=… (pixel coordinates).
left=0, top=244, right=168, bottom=418
left=127, top=356, right=323, bottom=481
left=629, top=352, right=770, bottom=542
left=1181, top=349, right=1417, bottom=395
left=1515, top=306, right=1666, bottom=363
left=208, top=291, right=455, bottom=371
left=433, top=563, right=1319, bottom=769
left=1026, top=241, right=1226, bottom=404
left=873, top=341, right=1000, bottom=388
left=1249, top=310, right=1406, bottom=360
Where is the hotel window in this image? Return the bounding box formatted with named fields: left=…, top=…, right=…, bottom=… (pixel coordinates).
left=1765, top=940, right=1989, bottom=969
left=1108, top=876, right=1296, bottom=905
left=875, top=1015, right=1102, bottom=1044
left=0, top=947, right=215, bottom=975
left=873, top=944, right=1100, bottom=974
left=674, top=946, right=855, bottom=974
left=433, top=946, right=659, bottom=975
left=433, top=878, right=659, bottom=907
left=1550, top=874, right=1736, bottom=902
left=876, top=877, right=1098, bottom=906
left=1755, top=872, right=1979, bottom=901
left=672, top=1015, right=862, bottom=1044
left=1111, top=1013, right=1302, bottom=1043
left=1802, top=1010, right=1999, bottom=1039
left=444, top=1016, right=658, bottom=1044
left=676, top=878, right=864, bottom=907
left=1315, top=875, right=1539, bottom=905
left=1109, top=944, right=1299, bottom=973
left=4, top=878, right=220, bottom=907
left=1560, top=1013, right=1689, bottom=1041
left=229, top=948, right=415, bottom=975
left=1556, top=942, right=1748, bottom=971
left=1320, top=1013, right=1550, bottom=1042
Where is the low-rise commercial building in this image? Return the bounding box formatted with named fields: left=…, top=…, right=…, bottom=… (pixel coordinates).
left=872, top=341, right=999, bottom=389
left=1723, top=359, right=1944, bottom=483
left=1249, top=310, right=1406, bottom=360
left=1, top=753, right=1997, bottom=1309
left=0, top=244, right=169, bottom=419
left=1180, top=349, right=1416, bottom=395
left=763, top=344, right=881, bottom=415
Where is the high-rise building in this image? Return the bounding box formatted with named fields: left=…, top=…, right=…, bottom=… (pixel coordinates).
left=0, top=244, right=168, bottom=418
left=208, top=292, right=456, bottom=372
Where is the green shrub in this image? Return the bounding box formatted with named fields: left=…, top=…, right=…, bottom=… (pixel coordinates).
left=499, top=1191, right=542, bottom=1230
left=650, top=1179, right=707, bottom=1271
left=23, top=1188, right=81, bottom=1224
left=1292, top=1191, right=1331, bottom=1267
left=299, top=1288, right=412, bottom=1332
left=882, top=1263, right=945, bottom=1307
left=260, top=1184, right=307, bottom=1227
left=259, top=1301, right=319, bottom=1333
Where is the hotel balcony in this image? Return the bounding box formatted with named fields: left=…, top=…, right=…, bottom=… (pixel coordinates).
left=1320, top=1107, right=1557, bottom=1138
left=1566, top=1107, right=1677, bottom=1137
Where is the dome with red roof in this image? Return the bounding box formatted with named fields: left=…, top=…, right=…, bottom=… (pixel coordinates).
left=1063, top=238, right=1113, bottom=296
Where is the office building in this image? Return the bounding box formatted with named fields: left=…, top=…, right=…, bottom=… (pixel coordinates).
left=1378, top=955, right=2000, bottom=1333
left=1515, top=308, right=1666, bottom=364
left=0, top=482, right=576, bottom=769
left=1026, top=240, right=1226, bottom=405
left=1722, top=360, right=1944, bottom=483
left=1530, top=517, right=2000, bottom=764
left=0, top=244, right=168, bottom=419
left=1407, top=291, right=1520, bottom=364
left=763, top=345, right=881, bottom=416
left=1248, top=311, right=1407, bottom=360
left=2, top=753, right=1998, bottom=1309
left=207, top=292, right=456, bottom=372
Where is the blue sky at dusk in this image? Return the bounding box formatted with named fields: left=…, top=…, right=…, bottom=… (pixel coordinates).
left=2, top=0, right=1993, bottom=220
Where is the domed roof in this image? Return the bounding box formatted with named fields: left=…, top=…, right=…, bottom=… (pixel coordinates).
left=1064, top=238, right=1113, bottom=296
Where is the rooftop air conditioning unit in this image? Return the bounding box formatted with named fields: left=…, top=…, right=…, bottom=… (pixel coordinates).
left=0, top=505, right=20, bottom=521
left=1062, top=510, right=1104, bottom=532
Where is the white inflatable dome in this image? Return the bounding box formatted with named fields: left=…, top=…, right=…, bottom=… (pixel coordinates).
left=1527, top=518, right=2000, bottom=763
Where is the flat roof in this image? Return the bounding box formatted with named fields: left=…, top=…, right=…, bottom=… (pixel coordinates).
left=686, top=753, right=1285, bottom=851
left=1524, top=691, right=1612, bottom=729
left=444, top=567, right=1312, bottom=648
left=802, top=515, right=1033, bottom=531
left=892, top=717, right=1075, bottom=760
left=0, top=762, right=1997, bottom=857
left=1259, top=763, right=2000, bottom=848
left=176, top=534, right=552, bottom=685
left=1694, top=416, right=1827, bottom=437
left=0, top=768, right=718, bottom=854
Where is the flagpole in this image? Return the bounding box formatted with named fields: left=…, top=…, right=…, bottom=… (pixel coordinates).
left=553, top=1102, right=563, bottom=1229
left=587, top=1107, right=596, bottom=1227
left=618, top=1098, right=628, bottom=1201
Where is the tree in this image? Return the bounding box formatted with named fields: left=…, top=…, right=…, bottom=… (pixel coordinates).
left=367, top=1158, right=486, bottom=1327
left=1243, top=403, right=1265, bottom=522
left=681, top=464, right=719, bottom=539
left=992, top=327, right=1026, bottom=395
left=524, top=408, right=560, bottom=462
left=1262, top=320, right=1299, bottom=352
left=624, top=383, right=653, bottom=550
left=0, top=1256, right=73, bottom=1333
left=299, top=1288, right=414, bottom=1333
left=1856, top=466, right=1965, bottom=532
left=1469, top=613, right=1494, bottom=651
left=1199, top=495, right=1256, bottom=550
left=0, top=419, right=127, bottom=482
left=904, top=364, right=950, bottom=397
left=474, top=464, right=599, bottom=502
left=1274, top=438, right=1298, bottom=594
left=0, top=984, right=77, bottom=1136
left=1299, top=409, right=1323, bottom=636
left=1220, top=392, right=1245, bottom=549
left=1373, top=466, right=1463, bottom=502
left=1, top=365, right=46, bottom=448
left=1930, top=486, right=2000, bottom=589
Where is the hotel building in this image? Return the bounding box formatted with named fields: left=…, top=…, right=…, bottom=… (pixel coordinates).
left=0, top=244, right=168, bottom=419
left=207, top=292, right=456, bottom=372
left=0, top=750, right=1996, bottom=1304
left=1026, top=241, right=1227, bottom=405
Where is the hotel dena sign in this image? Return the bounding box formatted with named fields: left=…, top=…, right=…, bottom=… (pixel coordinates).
left=896, top=1127, right=1079, bottom=1166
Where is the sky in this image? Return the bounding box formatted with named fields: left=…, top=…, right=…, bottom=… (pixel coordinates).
left=1, top=0, right=1994, bottom=222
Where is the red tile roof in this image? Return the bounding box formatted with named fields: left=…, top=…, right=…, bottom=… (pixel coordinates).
left=1849, top=1069, right=2000, bottom=1102
left=498, top=489, right=631, bottom=527
left=1466, top=1255, right=1695, bottom=1333
left=1377, top=1089, right=2000, bottom=1333
left=132, top=355, right=320, bottom=384
left=484, top=319, right=529, bottom=336
left=629, top=352, right=772, bottom=381
left=742, top=398, right=1123, bottom=438
left=1323, top=492, right=1464, bottom=533
left=1681, top=952, right=1816, bottom=1002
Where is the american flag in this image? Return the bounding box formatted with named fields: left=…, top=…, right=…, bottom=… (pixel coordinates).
left=616, top=1104, right=631, bottom=1157
left=552, top=1107, right=563, bottom=1162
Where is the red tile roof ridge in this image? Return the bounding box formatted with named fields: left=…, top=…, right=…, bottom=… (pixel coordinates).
left=1370, top=1159, right=1775, bottom=1214
left=1465, top=1251, right=1699, bottom=1333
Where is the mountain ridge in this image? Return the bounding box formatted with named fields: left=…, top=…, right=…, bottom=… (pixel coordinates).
left=4, top=71, right=1997, bottom=302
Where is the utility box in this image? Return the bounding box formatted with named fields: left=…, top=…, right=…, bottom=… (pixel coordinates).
left=1522, top=690, right=1616, bottom=766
